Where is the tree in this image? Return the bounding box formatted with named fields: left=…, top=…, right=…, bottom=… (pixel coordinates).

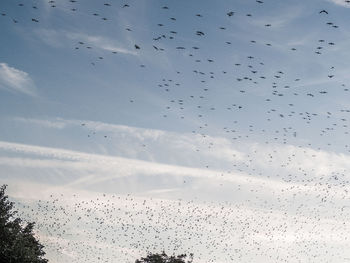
left=0, top=185, right=48, bottom=263
left=135, top=252, right=194, bottom=263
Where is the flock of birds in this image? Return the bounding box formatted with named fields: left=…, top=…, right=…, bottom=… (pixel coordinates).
left=3, top=0, right=350, bottom=262
left=15, top=185, right=350, bottom=263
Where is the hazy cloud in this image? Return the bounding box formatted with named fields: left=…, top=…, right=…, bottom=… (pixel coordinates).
left=66, top=32, right=138, bottom=55
left=0, top=63, right=37, bottom=96
left=14, top=117, right=68, bottom=129
left=35, top=29, right=138, bottom=55
left=328, top=0, right=350, bottom=7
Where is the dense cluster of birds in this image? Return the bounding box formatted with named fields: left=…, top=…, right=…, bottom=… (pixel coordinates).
left=3, top=0, right=350, bottom=262
left=15, top=189, right=350, bottom=263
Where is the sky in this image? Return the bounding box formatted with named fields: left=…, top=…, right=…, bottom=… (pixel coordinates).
left=1, top=0, right=350, bottom=262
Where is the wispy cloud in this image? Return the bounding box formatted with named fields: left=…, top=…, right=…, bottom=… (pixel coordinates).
left=9, top=116, right=350, bottom=188
left=11, top=116, right=247, bottom=165
left=327, top=0, right=350, bottom=8
left=14, top=117, right=67, bottom=129
left=66, top=32, right=138, bottom=55
left=0, top=63, right=37, bottom=96
left=35, top=29, right=138, bottom=55
left=1, top=139, right=349, bottom=202
left=0, top=140, right=287, bottom=191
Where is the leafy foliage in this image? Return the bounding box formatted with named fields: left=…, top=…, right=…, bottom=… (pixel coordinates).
left=135, top=252, right=194, bottom=263
left=0, top=185, right=48, bottom=263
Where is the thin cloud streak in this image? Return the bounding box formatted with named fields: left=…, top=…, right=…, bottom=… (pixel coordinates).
left=0, top=63, right=37, bottom=96
left=0, top=141, right=288, bottom=190
left=14, top=117, right=68, bottom=129
left=1, top=140, right=349, bottom=200
left=66, top=32, right=138, bottom=55
left=35, top=29, right=138, bottom=55
left=11, top=116, right=350, bottom=180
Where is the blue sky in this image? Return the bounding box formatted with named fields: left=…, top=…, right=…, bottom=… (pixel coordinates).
left=1, top=0, right=350, bottom=262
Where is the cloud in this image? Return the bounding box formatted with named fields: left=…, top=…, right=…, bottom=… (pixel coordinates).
left=0, top=140, right=287, bottom=191
left=12, top=116, right=247, bottom=165
left=4, top=116, right=350, bottom=208
left=34, top=29, right=65, bottom=48
left=35, top=29, right=138, bottom=55
left=13, top=117, right=67, bottom=129
left=0, top=63, right=37, bottom=96
left=66, top=32, right=138, bottom=55
left=8, top=116, right=350, bottom=189
left=1, top=139, right=350, bottom=204
left=327, top=0, right=350, bottom=7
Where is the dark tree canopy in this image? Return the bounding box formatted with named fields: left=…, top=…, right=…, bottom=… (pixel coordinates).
left=0, top=185, right=48, bottom=263
left=135, top=252, right=193, bottom=263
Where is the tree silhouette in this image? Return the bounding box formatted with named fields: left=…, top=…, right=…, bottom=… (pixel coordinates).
left=0, top=185, right=48, bottom=263
left=135, top=251, right=193, bottom=263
